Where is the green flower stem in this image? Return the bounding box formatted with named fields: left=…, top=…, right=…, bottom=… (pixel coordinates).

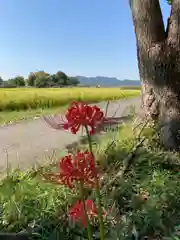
left=85, top=126, right=105, bottom=240
left=79, top=181, right=93, bottom=240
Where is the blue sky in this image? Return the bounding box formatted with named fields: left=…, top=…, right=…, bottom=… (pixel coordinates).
left=0, top=0, right=171, bottom=80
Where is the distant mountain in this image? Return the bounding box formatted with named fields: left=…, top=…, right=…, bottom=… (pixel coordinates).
left=76, top=76, right=140, bottom=87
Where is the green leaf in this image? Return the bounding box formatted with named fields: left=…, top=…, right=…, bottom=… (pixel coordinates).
left=167, top=0, right=172, bottom=5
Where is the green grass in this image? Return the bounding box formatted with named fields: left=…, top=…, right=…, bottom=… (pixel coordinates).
left=118, top=86, right=141, bottom=90
left=98, top=125, right=180, bottom=239
left=0, top=106, right=68, bottom=125
left=0, top=123, right=179, bottom=239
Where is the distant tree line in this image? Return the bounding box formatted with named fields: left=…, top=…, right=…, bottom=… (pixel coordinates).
left=0, top=71, right=80, bottom=88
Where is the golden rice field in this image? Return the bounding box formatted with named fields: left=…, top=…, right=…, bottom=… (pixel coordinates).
left=0, top=88, right=140, bottom=111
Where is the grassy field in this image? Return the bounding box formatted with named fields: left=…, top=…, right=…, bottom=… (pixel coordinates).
left=0, top=124, right=180, bottom=239
left=0, top=88, right=140, bottom=125
left=0, top=88, right=140, bottom=111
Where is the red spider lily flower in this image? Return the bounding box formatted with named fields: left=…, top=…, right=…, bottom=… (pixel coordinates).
left=43, top=101, right=126, bottom=135
left=64, top=101, right=105, bottom=134
left=60, top=151, right=97, bottom=189
left=68, top=199, right=98, bottom=227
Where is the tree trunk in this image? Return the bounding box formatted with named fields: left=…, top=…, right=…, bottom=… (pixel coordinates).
left=129, top=0, right=180, bottom=150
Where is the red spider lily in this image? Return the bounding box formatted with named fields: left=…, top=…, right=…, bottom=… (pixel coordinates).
left=68, top=199, right=98, bottom=227
left=42, top=151, right=98, bottom=189
left=63, top=101, right=105, bottom=134
left=59, top=151, right=97, bottom=189
left=44, top=104, right=127, bottom=134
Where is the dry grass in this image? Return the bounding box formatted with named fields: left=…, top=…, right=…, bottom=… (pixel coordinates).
left=0, top=88, right=140, bottom=111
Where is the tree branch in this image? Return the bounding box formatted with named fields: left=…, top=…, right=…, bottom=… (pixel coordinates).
left=129, top=0, right=166, bottom=48
left=167, top=0, right=180, bottom=47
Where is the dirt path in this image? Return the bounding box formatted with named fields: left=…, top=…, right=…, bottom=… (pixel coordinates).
left=0, top=97, right=141, bottom=171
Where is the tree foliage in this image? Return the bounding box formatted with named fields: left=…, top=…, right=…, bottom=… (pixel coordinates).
left=68, top=77, right=80, bottom=86
left=0, top=77, right=3, bottom=87
left=167, top=0, right=172, bottom=5
left=6, top=76, right=25, bottom=88
left=56, top=71, right=68, bottom=85
left=1, top=70, right=79, bottom=88
left=27, top=72, right=36, bottom=86
left=26, top=70, right=80, bottom=88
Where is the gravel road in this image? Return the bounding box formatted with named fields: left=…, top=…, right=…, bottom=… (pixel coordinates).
left=0, top=97, right=141, bottom=171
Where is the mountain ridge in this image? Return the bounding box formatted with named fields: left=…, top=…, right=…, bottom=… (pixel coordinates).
left=76, top=76, right=140, bottom=86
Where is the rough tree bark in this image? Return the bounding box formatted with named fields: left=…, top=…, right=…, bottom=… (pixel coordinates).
left=129, top=0, right=180, bottom=150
